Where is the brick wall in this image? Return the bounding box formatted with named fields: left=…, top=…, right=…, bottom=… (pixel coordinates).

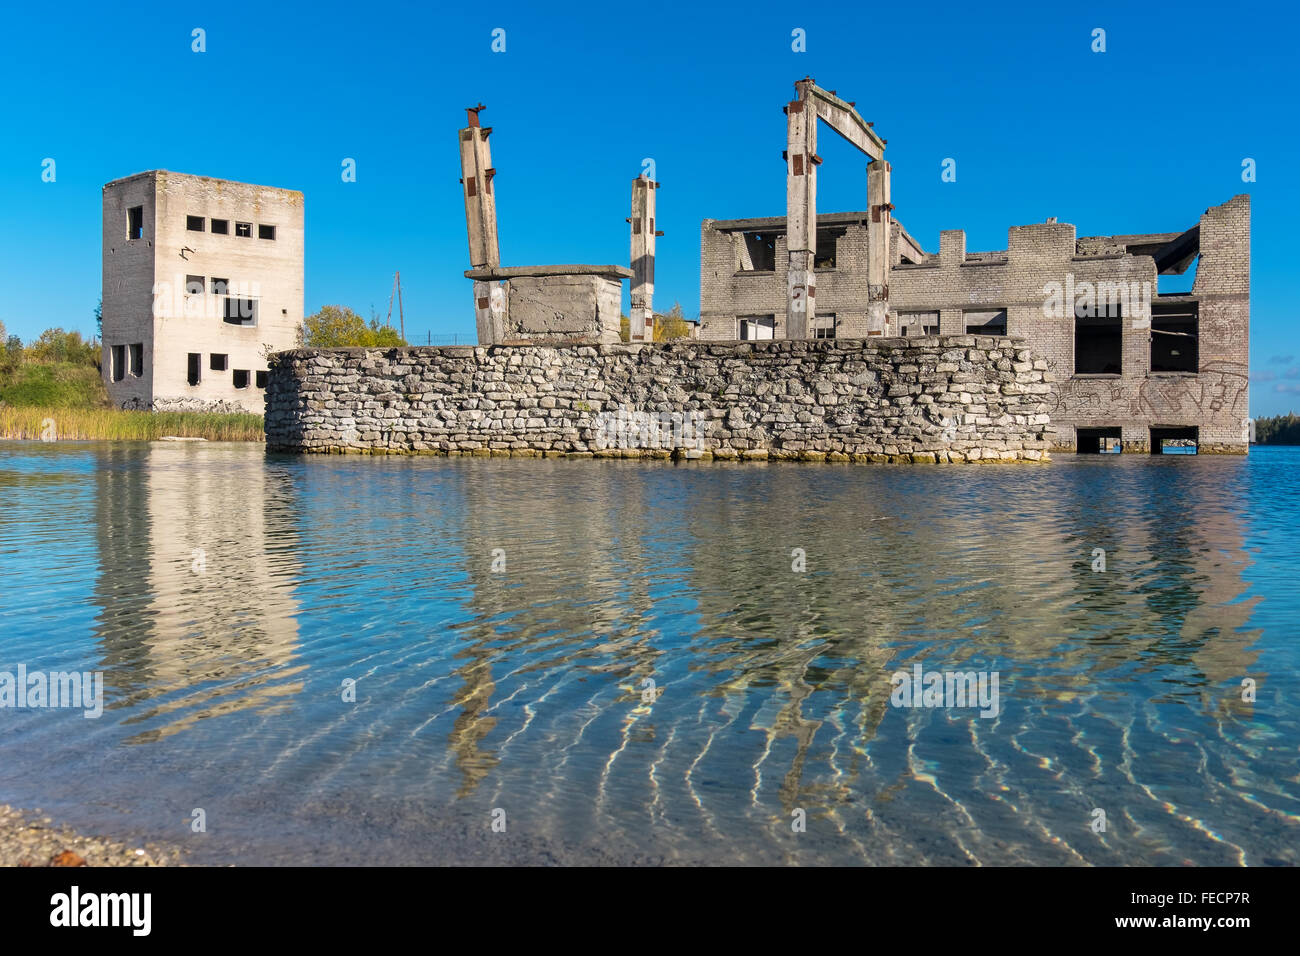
left=697, top=196, right=1250, bottom=453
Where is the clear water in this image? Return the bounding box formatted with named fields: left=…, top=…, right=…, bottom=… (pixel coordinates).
left=0, top=441, right=1296, bottom=865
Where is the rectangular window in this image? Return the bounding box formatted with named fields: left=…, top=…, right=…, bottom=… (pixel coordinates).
left=210, top=353, right=228, bottom=372
left=1075, top=312, right=1123, bottom=375
left=964, top=309, right=1007, bottom=336
left=128, top=343, right=143, bottom=377
left=210, top=277, right=229, bottom=295
left=258, top=224, right=276, bottom=240
left=233, top=369, right=250, bottom=389
left=111, top=344, right=126, bottom=383
left=235, top=222, right=252, bottom=238
left=814, top=227, right=846, bottom=270
left=187, top=353, right=201, bottom=386
left=1151, top=303, right=1198, bottom=373
left=185, top=274, right=205, bottom=295
left=813, top=313, right=836, bottom=339
left=223, top=297, right=258, bottom=327
left=739, top=315, right=776, bottom=340
left=899, top=311, right=940, bottom=337
left=127, top=206, right=143, bottom=240
left=739, top=232, right=777, bottom=272
left=186, top=215, right=205, bottom=232
left=255, top=370, right=269, bottom=389
left=210, top=218, right=229, bottom=235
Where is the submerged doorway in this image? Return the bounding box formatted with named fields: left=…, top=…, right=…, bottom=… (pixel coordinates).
left=1150, top=426, right=1198, bottom=455
left=1076, top=427, right=1122, bottom=454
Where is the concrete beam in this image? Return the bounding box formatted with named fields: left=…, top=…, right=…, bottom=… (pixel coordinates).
left=460, top=106, right=501, bottom=344
left=459, top=111, right=499, bottom=270
left=867, top=159, right=892, bottom=331
left=465, top=264, right=632, bottom=280
left=785, top=97, right=817, bottom=339
left=472, top=279, right=505, bottom=345
left=803, top=82, right=886, bottom=161
left=630, top=177, right=658, bottom=342
left=895, top=222, right=927, bottom=265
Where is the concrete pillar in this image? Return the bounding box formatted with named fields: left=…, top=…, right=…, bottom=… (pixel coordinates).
left=629, top=177, right=659, bottom=342
left=459, top=105, right=501, bottom=344
left=785, top=89, right=817, bottom=340
left=867, top=160, right=892, bottom=333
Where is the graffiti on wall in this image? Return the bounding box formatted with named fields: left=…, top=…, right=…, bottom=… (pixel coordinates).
left=1048, top=361, right=1248, bottom=424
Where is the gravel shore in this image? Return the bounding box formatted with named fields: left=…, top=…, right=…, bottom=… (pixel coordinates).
left=0, top=804, right=184, bottom=867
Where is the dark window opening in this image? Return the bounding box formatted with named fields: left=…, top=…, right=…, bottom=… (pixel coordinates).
left=1076, top=427, right=1122, bottom=454
left=233, top=369, right=250, bottom=389
left=210, top=353, right=228, bottom=372
left=255, top=370, right=268, bottom=389
left=185, top=274, right=205, bottom=295
left=223, top=298, right=258, bottom=327
left=1151, top=303, right=1198, bottom=373
left=964, top=309, right=1007, bottom=336
left=210, top=218, right=229, bottom=235
left=1075, top=313, right=1122, bottom=375
left=814, top=227, right=846, bottom=269
left=128, top=343, right=143, bottom=377
left=210, top=277, right=229, bottom=296
left=258, top=224, right=276, bottom=240
left=186, top=215, right=205, bottom=232
left=127, top=206, right=143, bottom=240
left=1151, top=426, right=1198, bottom=455
left=111, top=345, right=126, bottom=383
left=235, top=221, right=252, bottom=238
left=187, top=353, right=201, bottom=386
left=740, top=232, right=776, bottom=272
left=899, top=312, right=940, bottom=337
left=739, top=315, right=776, bottom=340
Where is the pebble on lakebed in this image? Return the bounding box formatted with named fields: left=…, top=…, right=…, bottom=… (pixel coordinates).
left=0, top=805, right=183, bottom=867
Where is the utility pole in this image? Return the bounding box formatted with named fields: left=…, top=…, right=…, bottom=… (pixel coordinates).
left=386, top=271, right=406, bottom=342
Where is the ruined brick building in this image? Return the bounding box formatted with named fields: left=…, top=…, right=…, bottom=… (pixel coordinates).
left=102, top=171, right=304, bottom=412
left=699, top=197, right=1250, bottom=455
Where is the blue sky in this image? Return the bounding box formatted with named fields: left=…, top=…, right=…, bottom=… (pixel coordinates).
left=2, top=0, right=1297, bottom=413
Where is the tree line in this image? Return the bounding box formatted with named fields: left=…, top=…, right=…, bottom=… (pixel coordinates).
left=0, top=320, right=99, bottom=372
left=1254, top=413, right=1300, bottom=445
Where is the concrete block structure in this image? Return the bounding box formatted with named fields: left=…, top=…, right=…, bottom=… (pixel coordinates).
left=101, top=170, right=304, bottom=412
left=465, top=265, right=630, bottom=345
left=457, top=107, right=632, bottom=345
left=700, top=196, right=1250, bottom=453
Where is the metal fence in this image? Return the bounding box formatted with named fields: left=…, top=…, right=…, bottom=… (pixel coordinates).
left=415, top=334, right=476, bottom=346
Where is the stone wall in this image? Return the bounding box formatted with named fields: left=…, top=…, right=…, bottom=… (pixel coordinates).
left=265, top=337, right=1054, bottom=463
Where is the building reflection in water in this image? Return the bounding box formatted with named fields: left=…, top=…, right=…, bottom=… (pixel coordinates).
left=442, top=459, right=1261, bottom=834
left=93, top=445, right=304, bottom=742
